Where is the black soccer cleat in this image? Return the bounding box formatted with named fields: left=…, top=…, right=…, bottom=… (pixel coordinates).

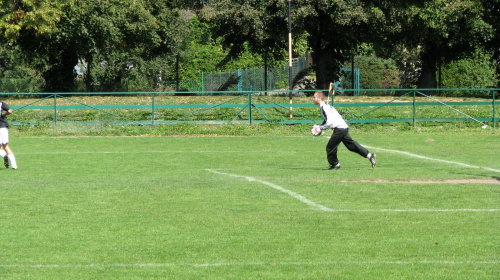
left=3, top=156, right=9, bottom=169
left=369, top=153, right=376, bottom=168
left=328, top=163, right=341, bottom=170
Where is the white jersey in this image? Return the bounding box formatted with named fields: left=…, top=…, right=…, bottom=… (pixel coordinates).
left=319, top=101, right=348, bottom=130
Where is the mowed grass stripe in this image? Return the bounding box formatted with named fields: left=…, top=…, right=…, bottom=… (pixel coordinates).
left=2, top=259, right=499, bottom=269
left=0, top=134, right=498, bottom=279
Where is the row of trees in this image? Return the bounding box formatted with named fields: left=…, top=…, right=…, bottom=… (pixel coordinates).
left=0, top=0, right=499, bottom=93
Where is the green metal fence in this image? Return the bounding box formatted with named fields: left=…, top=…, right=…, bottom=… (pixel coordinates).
left=200, top=58, right=307, bottom=93
left=3, top=88, right=498, bottom=128
left=168, top=57, right=362, bottom=95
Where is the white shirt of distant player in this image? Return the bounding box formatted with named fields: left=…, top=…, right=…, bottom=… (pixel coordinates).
left=319, top=101, right=348, bottom=130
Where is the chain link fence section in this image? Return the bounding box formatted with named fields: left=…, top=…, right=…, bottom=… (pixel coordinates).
left=177, top=56, right=310, bottom=95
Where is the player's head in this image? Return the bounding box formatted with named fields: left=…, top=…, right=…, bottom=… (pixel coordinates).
left=313, top=91, right=325, bottom=105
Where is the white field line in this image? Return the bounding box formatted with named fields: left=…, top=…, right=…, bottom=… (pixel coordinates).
left=16, top=150, right=246, bottom=155
left=1, top=260, right=498, bottom=269
left=205, top=169, right=500, bottom=213
left=331, top=209, right=500, bottom=212
left=206, top=169, right=333, bottom=212
left=363, top=145, right=500, bottom=173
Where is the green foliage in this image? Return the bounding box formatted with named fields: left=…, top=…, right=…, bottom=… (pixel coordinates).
left=366, top=0, right=498, bottom=89
left=0, top=45, right=44, bottom=93
left=294, top=0, right=385, bottom=88
left=176, top=18, right=227, bottom=82
left=89, top=53, right=152, bottom=92
left=1, top=0, right=191, bottom=92
left=223, top=45, right=264, bottom=70
left=440, top=49, right=498, bottom=96
left=0, top=0, right=73, bottom=42
left=69, top=1, right=192, bottom=92
left=341, top=55, right=399, bottom=92
left=1, top=0, right=499, bottom=94
left=0, top=72, right=44, bottom=93
left=198, top=0, right=287, bottom=66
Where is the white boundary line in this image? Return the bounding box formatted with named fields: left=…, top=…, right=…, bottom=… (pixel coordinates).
left=1, top=260, right=498, bottom=268
left=16, top=151, right=242, bottom=155
left=363, top=145, right=500, bottom=173
left=206, top=169, right=333, bottom=212
left=205, top=169, right=500, bottom=213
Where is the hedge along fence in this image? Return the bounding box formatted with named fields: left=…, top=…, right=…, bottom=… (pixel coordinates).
left=3, top=88, right=498, bottom=128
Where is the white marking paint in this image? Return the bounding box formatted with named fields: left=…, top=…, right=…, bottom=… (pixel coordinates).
left=328, top=208, right=500, bottom=212
left=16, top=150, right=245, bottom=155
left=363, top=145, right=500, bottom=173
left=206, top=169, right=334, bottom=212
left=205, top=169, right=500, bottom=213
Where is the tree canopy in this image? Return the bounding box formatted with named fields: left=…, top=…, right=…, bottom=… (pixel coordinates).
left=194, top=0, right=498, bottom=89
left=0, top=0, right=498, bottom=92
left=1, top=0, right=189, bottom=91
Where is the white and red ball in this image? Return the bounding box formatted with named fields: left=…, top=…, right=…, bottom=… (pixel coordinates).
left=311, top=125, right=322, bottom=136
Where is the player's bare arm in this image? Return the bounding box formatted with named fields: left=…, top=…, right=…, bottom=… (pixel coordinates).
left=2, top=109, right=12, bottom=118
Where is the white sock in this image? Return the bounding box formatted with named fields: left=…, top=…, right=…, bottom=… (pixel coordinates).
left=0, top=150, right=6, bottom=158
left=8, top=154, right=17, bottom=169
left=366, top=153, right=372, bottom=159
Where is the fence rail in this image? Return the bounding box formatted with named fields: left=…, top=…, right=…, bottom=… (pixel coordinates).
left=3, top=88, right=498, bottom=128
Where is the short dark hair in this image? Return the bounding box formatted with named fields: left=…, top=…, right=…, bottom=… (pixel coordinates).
left=314, top=91, right=325, bottom=100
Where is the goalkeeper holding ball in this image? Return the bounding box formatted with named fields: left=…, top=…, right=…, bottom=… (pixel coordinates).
left=312, top=91, right=376, bottom=170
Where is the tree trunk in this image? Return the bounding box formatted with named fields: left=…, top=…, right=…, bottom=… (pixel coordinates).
left=312, top=49, right=336, bottom=90
left=85, top=54, right=93, bottom=92
left=43, top=49, right=78, bottom=92
left=417, top=46, right=438, bottom=89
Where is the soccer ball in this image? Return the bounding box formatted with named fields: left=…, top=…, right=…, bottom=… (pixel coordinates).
left=311, top=125, right=322, bottom=136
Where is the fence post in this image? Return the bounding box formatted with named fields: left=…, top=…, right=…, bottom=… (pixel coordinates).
left=248, top=92, right=252, bottom=124
left=176, top=54, right=180, bottom=92
left=493, top=90, right=496, bottom=128
left=253, top=68, right=257, bottom=91
left=238, top=69, right=242, bottom=92
left=152, top=92, right=156, bottom=125
left=201, top=72, right=204, bottom=96
left=355, top=68, right=360, bottom=96
left=54, top=94, right=57, bottom=125
left=413, top=91, right=416, bottom=128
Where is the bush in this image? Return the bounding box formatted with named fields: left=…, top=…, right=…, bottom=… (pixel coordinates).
left=440, top=49, right=498, bottom=97
left=340, top=55, right=399, bottom=95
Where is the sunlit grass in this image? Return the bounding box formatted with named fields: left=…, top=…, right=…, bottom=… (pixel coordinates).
left=0, top=133, right=498, bottom=279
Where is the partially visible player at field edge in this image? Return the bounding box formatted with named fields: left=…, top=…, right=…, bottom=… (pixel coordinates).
left=312, top=91, right=375, bottom=170
left=0, top=100, right=17, bottom=169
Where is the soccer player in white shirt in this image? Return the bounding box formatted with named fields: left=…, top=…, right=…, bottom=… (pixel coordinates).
left=0, top=101, right=17, bottom=169
left=313, top=91, right=376, bottom=170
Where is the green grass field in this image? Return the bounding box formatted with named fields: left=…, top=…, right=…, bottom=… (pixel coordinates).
left=1, top=131, right=499, bottom=279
